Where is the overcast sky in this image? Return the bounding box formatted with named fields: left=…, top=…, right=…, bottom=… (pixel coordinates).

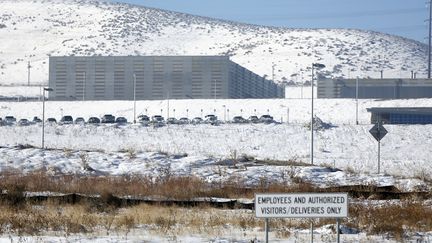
left=109, top=0, right=427, bottom=43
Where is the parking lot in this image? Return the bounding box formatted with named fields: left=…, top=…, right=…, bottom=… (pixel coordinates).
left=0, top=113, right=281, bottom=127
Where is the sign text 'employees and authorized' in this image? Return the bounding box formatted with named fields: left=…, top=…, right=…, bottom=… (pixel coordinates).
left=255, top=193, right=348, bottom=218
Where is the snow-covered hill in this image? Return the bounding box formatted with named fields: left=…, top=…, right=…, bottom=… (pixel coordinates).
left=0, top=0, right=427, bottom=85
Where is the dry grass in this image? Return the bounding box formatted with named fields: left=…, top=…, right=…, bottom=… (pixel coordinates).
left=0, top=171, right=319, bottom=200
left=348, top=200, right=432, bottom=241
left=1, top=171, right=432, bottom=240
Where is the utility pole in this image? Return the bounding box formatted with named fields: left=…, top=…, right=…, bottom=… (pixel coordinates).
left=133, top=73, right=137, bottom=123
left=429, top=0, right=432, bottom=78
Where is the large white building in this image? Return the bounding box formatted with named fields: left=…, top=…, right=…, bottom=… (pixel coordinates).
left=48, top=56, right=284, bottom=100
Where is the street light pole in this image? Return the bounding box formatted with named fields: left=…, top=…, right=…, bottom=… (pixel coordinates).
left=133, top=73, right=137, bottom=123
left=356, top=76, right=359, bottom=125
left=429, top=0, right=432, bottom=78
left=42, top=87, right=54, bottom=149
left=311, top=63, right=325, bottom=165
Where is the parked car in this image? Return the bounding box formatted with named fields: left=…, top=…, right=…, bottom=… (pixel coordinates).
left=32, top=116, right=42, bottom=123
left=259, top=115, right=274, bottom=123
left=74, top=117, right=85, bottom=125
left=88, top=117, right=100, bottom=124
left=151, top=115, right=164, bottom=123
left=17, top=118, right=30, bottom=126
left=178, top=117, right=190, bottom=125
left=4, top=116, right=16, bottom=125
left=60, top=115, right=73, bottom=125
left=204, top=114, right=217, bottom=123
left=101, top=114, right=115, bottom=123
left=46, top=118, right=57, bottom=124
left=151, top=115, right=165, bottom=127
left=115, top=116, right=128, bottom=124
left=166, top=117, right=178, bottom=124
left=204, top=114, right=220, bottom=125
left=191, top=117, right=203, bottom=125
left=232, top=116, right=247, bottom=124
left=248, top=115, right=260, bottom=123
left=138, top=115, right=150, bottom=125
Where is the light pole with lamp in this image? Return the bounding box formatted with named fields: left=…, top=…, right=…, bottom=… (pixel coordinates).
left=356, top=76, right=359, bottom=125
left=311, top=63, right=325, bottom=165
left=133, top=73, right=137, bottom=123
left=42, top=87, right=54, bottom=149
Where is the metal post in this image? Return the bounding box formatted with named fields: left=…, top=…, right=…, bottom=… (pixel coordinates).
left=186, top=109, right=189, bottom=119
left=41, top=88, right=53, bottom=149
left=310, top=221, right=314, bottom=243
left=336, top=218, right=340, bottom=243
left=429, top=0, right=432, bottom=78
left=42, top=90, right=46, bottom=149
left=380, top=70, right=383, bottom=79
left=133, top=73, right=137, bottom=123
left=167, top=91, right=170, bottom=119
left=356, top=76, right=359, bottom=125
left=265, top=218, right=269, bottom=243
left=311, top=64, right=314, bottom=165
left=378, top=140, right=381, bottom=174
left=287, top=108, right=289, bottom=124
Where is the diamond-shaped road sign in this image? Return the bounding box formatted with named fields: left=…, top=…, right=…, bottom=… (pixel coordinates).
left=369, top=123, right=388, bottom=141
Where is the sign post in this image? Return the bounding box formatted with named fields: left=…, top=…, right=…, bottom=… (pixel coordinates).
left=255, top=193, right=348, bottom=242
left=369, top=122, right=388, bottom=174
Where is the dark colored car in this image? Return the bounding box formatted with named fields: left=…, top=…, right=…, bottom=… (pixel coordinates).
left=259, top=115, right=274, bottom=123
left=60, top=115, right=73, bottom=125
left=248, top=116, right=260, bottom=123
left=166, top=117, right=178, bottom=124
left=232, top=116, right=247, bottom=124
left=33, top=116, right=42, bottom=123
left=46, top=118, right=57, bottom=124
left=138, top=115, right=150, bottom=125
left=17, top=119, right=30, bottom=126
left=4, top=116, right=16, bottom=125
left=178, top=117, right=190, bottom=125
left=151, top=115, right=164, bottom=123
left=115, top=116, right=128, bottom=124
left=101, top=114, right=115, bottom=123
left=88, top=117, right=100, bottom=124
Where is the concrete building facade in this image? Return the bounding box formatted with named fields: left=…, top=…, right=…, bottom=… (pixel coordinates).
left=317, top=78, right=432, bottom=99
left=48, top=56, right=284, bottom=100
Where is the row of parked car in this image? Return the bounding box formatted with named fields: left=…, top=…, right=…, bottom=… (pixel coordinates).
left=0, top=114, right=276, bottom=126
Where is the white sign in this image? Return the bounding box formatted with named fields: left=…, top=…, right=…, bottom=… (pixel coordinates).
left=255, top=193, right=348, bottom=218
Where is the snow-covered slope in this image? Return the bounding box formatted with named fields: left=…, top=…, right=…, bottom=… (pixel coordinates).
left=0, top=0, right=427, bottom=85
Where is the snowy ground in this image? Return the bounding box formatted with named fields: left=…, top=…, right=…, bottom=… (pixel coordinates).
left=0, top=94, right=431, bottom=191
left=1, top=88, right=432, bottom=242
